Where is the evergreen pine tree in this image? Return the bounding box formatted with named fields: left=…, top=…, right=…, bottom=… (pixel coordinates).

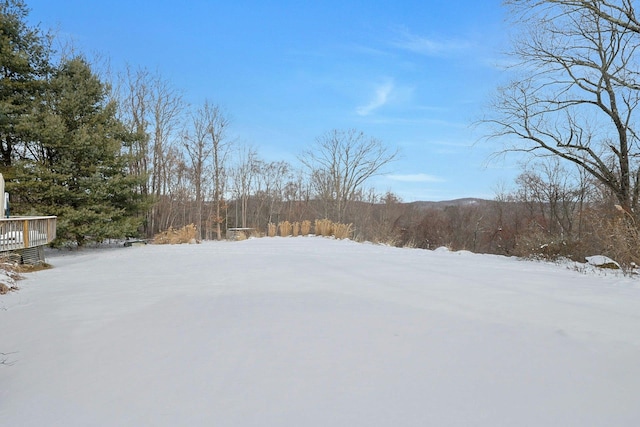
left=11, top=57, right=148, bottom=245
left=0, top=0, right=51, bottom=168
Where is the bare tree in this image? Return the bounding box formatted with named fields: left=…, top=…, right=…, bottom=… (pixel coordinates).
left=283, top=170, right=312, bottom=221
left=117, top=67, right=184, bottom=236
left=515, top=158, right=587, bottom=237
left=486, top=0, right=640, bottom=216
left=510, top=1, right=640, bottom=38
left=183, top=108, right=213, bottom=240
left=116, top=66, right=151, bottom=222
left=150, top=75, right=185, bottom=232
left=253, top=160, right=291, bottom=227
left=230, top=146, right=258, bottom=229
left=156, top=144, right=189, bottom=232
left=198, top=102, right=231, bottom=240
left=300, top=129, right=398, bottom=222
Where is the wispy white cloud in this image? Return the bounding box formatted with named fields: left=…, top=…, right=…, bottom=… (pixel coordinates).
left=392, top=29, right=471, bottom=56
left=356, top=80, right=395, bottom=116
left=387, top=173, right=445, bottom=183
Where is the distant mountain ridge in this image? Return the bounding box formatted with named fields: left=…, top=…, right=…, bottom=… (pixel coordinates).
left=408, top=198, right=491, bottom=209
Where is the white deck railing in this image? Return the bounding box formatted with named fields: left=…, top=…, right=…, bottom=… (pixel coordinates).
left=0, top=216, right=57, bottom=252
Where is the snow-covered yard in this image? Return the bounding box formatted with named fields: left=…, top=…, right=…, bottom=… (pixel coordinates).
left=1, top=237, right=639, bottom=426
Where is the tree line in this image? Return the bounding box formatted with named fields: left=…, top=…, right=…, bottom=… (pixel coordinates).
left=3, top=0, right=640, bottom=270
left=389, top=0, right=640, bottom=269
left=1, top=0, right=397, bottom=245
left=480, top=0, right=640, bottom=268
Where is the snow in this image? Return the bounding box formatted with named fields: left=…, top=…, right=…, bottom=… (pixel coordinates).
left=586, top=255, right=622, bottom=269
left=1, top=237, right=640, bottom=426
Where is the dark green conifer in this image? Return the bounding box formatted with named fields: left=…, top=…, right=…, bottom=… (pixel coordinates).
left=0, top=0, right=51, bottom=167
left=11, top=58, right=148, bottom=245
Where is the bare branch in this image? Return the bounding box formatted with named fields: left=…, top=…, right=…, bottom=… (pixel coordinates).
left=299, top=129, right=398, bottom=222
left=484, top=0, right=640, bottom=212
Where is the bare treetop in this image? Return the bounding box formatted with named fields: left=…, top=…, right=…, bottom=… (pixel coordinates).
left=485, top=0, right=640, bottom=214
left=300, top=129, right=398, bottom=222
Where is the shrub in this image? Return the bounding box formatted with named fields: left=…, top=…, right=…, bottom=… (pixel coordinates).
left=593, top=213, right=640, bottom=271
left=301, top=220, right=312, bottom=236
left=312, top=219, right=353, bottom=239
left=153, top=224, right=198, bottom=244
left=315, top=219, right=333, bottom=237
left=292, top=222, right=300, bottom=237
left=0, top=258, right=24, bottom=295
left=267, top=223, right=277, bottom=237
left=333, top=222, right=353, bottom=239
left=279, top=221, right=292, bottom=237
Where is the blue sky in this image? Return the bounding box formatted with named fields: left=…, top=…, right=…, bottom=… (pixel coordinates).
left=26, top=0, right=516, bottom=201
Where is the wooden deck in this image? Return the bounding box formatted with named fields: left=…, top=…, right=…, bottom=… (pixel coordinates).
left=0, top=216, right=57, bottom=252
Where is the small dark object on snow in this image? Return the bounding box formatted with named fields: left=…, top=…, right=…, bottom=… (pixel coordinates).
left=124, top=240, right=147, bottom=247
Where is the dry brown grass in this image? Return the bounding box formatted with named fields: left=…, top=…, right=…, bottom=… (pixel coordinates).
left=0, top=258, right=24, bottom=295
left=301, top=220, right=312, bottom=236
left=0, top=282, right=18, bottom=295
left=1, top=260, right=23, bottom=280
left=153, top=224, right=198, bottom=244
left=313, top=219, right=353, bottom=239
left=314, top=219, right=333, bottom=237
left=262, top=218, right=353, bottom=240
left=235, top=231, right=248, bottom=241
left=333, top=222, right=353, bottom=239
left=279, top=221, right=292, bottom=237
left=15, top=263, right=53, bottom=273
left=595, top=215, right=640, bottom=270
